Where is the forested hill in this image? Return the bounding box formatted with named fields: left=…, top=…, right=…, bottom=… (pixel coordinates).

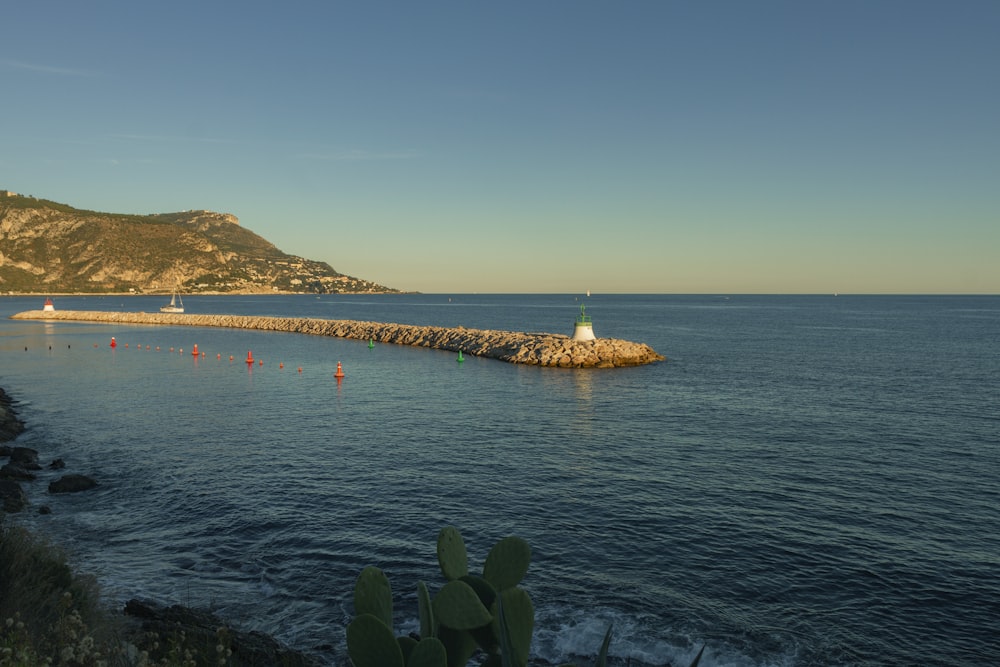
left=0, top=191, right=396, bottom=294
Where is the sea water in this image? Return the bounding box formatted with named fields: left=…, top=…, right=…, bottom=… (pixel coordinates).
left=1, top=294, right=997, bottom=666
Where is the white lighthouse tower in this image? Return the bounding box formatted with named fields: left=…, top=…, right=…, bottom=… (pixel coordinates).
left=572, top=303, right=596, bottom=341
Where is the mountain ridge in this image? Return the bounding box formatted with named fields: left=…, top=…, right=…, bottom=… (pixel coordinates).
left=0, top=190, right=397, bottom=295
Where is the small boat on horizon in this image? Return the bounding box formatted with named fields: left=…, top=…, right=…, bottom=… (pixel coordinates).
left=160, top=292, right=184, bottom=313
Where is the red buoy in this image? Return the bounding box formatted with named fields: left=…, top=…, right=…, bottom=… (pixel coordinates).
left=110, top=337, right=117, bottom=348
left=192, top=344, right=199, bottom=356
left=246, top=350, right=253, bottom=364
left=334, top=361, right=345, bottom=378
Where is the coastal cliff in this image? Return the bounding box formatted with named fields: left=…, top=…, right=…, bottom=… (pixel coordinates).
left=0, top=191, right=395, bottom=294
left=12, top=310, right=665, bottom=368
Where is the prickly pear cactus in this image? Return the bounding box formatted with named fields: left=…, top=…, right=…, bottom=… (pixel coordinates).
left=437, top=626, right=479, bottom=667
left=494, top=587, right=534, bottom=667
left=354, top=565, right=393, bottom=628
left=346, top=613, right=404, bottom=667
left=407, top=637, right=449, bottom=667
left=347, top=528, right=572, bottom=667
left=433, top=579, right=493, bottom=630
left=418, top=580, right=436, bottom=639
left=483, top=536, right=531, bottom=591
left=437, top=526, right=469, bottom=581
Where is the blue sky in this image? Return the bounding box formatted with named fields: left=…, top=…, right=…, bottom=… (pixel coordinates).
left=2, top=1, right=998, bottom=294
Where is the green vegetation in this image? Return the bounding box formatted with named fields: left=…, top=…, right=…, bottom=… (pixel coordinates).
left=348, top=526, right=705, bottom=667
left=0, top=515, right=115, bottom=665
left=0, top=516, right=245, bottom=666
left=0, top=193, right=398, bottom=295
left=1, top=517, right=705, bottom=666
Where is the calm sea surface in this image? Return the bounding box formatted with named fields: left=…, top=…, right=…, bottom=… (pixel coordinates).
left=1, top=294, right=997, bottom=666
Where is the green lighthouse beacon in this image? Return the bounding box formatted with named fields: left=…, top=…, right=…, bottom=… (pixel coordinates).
left=572, top=303, right=596, bottom=341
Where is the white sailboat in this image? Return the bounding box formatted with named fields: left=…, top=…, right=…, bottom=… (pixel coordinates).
left=160, top=291, right=184, bottom=313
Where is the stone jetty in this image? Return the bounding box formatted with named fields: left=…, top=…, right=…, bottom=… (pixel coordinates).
left=12, top=310, right=664, bottom=368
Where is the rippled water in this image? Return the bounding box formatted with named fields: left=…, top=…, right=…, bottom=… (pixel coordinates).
left=1, top=294, right=998, bottom=666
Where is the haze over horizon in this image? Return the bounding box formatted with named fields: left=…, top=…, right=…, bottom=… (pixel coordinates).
left=2, top=1, right=998, bottom=295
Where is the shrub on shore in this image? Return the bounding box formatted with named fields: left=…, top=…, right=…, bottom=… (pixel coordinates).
left=0, top=515, right=115, bottom=665
left=0, top=516, right=243, bottom=667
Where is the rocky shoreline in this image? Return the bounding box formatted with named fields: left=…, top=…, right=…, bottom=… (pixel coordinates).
left=11, top=309, right=665, bottom=368
left=0, top=387, right=323, bottom=665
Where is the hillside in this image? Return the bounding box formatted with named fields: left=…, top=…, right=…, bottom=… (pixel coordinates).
left=0, top=190, right=396, bottom=294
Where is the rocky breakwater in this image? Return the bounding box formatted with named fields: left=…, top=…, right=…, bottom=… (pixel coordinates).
left=12, top=310, right=665, bottom=368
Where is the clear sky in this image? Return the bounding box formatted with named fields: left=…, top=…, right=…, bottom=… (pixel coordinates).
left=2, top=1, right=998, bottom=294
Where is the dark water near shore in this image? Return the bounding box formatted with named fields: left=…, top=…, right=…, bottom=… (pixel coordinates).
left=1, top=293, right=998, bottom=666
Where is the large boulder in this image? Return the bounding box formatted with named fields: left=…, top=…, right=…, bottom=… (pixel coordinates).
left=0, top=479, right=28, bottom=513
left=9, top=447, right=41, bottom=470
left=48, top=474, right=98, bottom=494
left=0, top=389, right=25, bottom=442
left=0, top=463, right=36, bottom=481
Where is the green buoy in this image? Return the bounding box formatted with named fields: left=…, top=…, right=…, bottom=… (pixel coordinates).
left=457, top=350, right=464, bottom=362
left=368, top=338, right=374, bottom=349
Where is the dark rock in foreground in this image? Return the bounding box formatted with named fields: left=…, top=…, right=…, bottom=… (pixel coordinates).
left=9, top=446, right=40, bottom=469
left=48, top=474, right=99, bottom=494
left=0, top=478, right=28, bottom=512
left=0, top=389, right=25, bottom=442
left=0, top=462, right=36, bottom=481
left=124, top=599, right=321, bottom=667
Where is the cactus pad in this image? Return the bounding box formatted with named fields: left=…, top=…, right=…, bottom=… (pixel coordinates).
left=437, top=526, right=469, bottom=581
left=483, top=536, right=531, bottom=591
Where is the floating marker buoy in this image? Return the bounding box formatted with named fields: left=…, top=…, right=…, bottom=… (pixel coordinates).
left=229, top=355, right=234, bottom=361
left=259, top=359, right=263, bottom=366
left=334, top=361, right=345, bottom=378
left=246, top=351, right=253, bottom=364
left=217, top=353, right=221, bottom=360
left=368, top=338, right=374, bottom=349
left=110, top=337, right=117, bottom=348
left=192, top=344, right=199, bottom=356
left=298, top=367, right=302, bottom=373
left=457, top=350, right=464, bottom=362
left=279, top=362, right=284, bottom=369
left=125, top=343, right=129, bottom=348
